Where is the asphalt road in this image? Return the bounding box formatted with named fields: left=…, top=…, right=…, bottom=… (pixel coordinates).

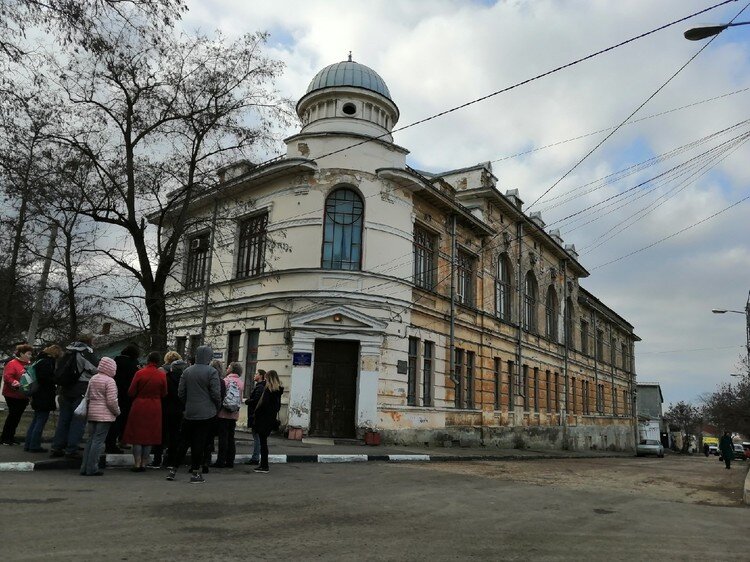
left=2, top=457, right=748, bottom=561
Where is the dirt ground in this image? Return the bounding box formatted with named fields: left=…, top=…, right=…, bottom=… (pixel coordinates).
left=402, top=454, right=749, bottom=507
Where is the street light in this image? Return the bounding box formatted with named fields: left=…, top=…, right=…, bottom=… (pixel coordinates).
left=712, top=290, right=750, bottom=375
left=684, top=21, right=750, bottom=40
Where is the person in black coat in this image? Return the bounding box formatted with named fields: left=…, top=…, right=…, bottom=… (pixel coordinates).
left=150, top=353, right=187, bottom=468
left=105, top=344, right=140, bottom=453
left=243, top=369, right=266, bottom=465
left=24, top=345, right=63, bottom=452
left=251, top=370, right=283, bottom=474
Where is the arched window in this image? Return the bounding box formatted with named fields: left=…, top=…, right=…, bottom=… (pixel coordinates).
left=495, top=253, right=512, bottom=321
left=322, top=188, right=364, bottom=270
left=523, top=271, right=537, bottom=332
left=545, top=286, right=558, bottom=341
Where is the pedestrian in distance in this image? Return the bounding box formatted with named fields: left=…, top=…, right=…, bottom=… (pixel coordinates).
left=252, top=369, right=283, bottom=474
left=122, top=351, right=167, bottom=472
left=244, top=369, right=266, bottom=465
left=148, top=351, right=186, bottom=469
left=80, top=357, right=121, bottom=476
left=703, top=443, right=709, bottom=457
left=106, top=344, right=140, bottom=454
left=1, top=343, right=34, bottom=445
left=719, top=431, right=733, bottom=470
left=214, top=362, right=244, bottom=468
left=166, top=345, right=221, bottom=484
left=25, top=344, right=63, bottom=452
left=50, top=336, right=97, bottom=459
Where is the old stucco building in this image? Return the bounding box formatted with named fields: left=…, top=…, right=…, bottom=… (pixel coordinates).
left=164, top=59, right=640, bottom=451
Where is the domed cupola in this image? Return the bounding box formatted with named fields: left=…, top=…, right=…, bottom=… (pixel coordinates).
left=297, top=56, right=400, bottom=141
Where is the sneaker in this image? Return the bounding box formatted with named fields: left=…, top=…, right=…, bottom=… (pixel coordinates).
left=253, top=467, right=269, bottom=474
left=190, top=473, right=206, bottom=484
left=245, top=458, right=259, bottom=465
left=166, top=470, right=176, bottom=481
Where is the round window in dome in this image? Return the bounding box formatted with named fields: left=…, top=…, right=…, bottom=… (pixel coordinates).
left=342, top=102, right=357, bottom=116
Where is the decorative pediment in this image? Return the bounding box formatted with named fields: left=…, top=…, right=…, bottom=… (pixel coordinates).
left=290, top=306, right=388, bottom=333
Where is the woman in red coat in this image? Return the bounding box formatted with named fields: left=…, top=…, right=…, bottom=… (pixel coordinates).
left=122, top=351, right=167, bottom=471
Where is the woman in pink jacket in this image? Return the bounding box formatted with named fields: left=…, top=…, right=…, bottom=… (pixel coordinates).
left=80, top=357, right=120, bottom=476
left=214, top=362, right=245, bottom=468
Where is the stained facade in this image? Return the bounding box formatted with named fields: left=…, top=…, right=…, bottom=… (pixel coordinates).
left=164, top=60, right=640, bottom=451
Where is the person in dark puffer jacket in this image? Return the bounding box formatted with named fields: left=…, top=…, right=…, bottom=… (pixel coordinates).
left=25, top=344, right=63, bottom=452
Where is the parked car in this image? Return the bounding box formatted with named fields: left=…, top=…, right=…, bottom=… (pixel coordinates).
left=636, top=439, right=664, bottom=458
left=708, top=445, right=719, bottom=456
left=732, top=444, right=746, bottom=460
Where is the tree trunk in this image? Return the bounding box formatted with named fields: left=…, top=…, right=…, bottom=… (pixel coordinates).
left=145, top=289, right=168, bottom=352
left=64, top=228, right=78, bottom=341
left=0, top=188, right=29, bottom=335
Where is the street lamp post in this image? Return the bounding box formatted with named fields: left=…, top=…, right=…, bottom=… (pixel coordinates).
left=712, top=289, right=750, bottom=375
left=684, top=21, right=750, bottom=40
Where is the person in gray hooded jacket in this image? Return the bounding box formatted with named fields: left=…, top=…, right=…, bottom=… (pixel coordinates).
left=166, top=345, right=221, bottom=483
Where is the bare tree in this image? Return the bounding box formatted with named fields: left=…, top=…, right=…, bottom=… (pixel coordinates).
left=664, top=401, right=703, bottom=454
left=43, top=24, right=289, bottom=350
left=702, top=363, right=750, bottom=437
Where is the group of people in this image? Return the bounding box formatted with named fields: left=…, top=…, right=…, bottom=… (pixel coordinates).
left=1, top=337, right=284, bottom=483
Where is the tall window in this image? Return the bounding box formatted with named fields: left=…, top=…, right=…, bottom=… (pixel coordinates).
left=572, top=377, right=577, bottom=414
left=189, top=335, right=201, bottom=359
left=493, top=358, right=501, bottom=410
left=621, top=343, right=628, bottom=371
left=613, top=385, right=618, bottom=415
left=244, top=329, right=260, bottom=399
left=580, top=320, right=589, bottom=355
left=623, top=389, right=629, bottom=416
left=495, top=253, right=512, bottom=320
left=507, top=360, right=515, bottom=403
left=596, top=329, right=604, bottom=361
left=545, top=286, right=558, bottom=341
left=466, top=351, right=475, bottom=409
left=565, top=297, right=574, bottom=347
left=322, top=188, right=363, bottom=270
left=175, top=336, right=186, bottom=357
left=407, top=337, right=419, bottom=406
left=584, top=380, right=590, bottom=414
left=236, top=212, right=268, bottom=278
left=533, top=367, right=539, bottom=412
left=413, top=226, right=437, bottom=290
left=610, top=336, right=616, bottom=365
left=454, top=348, right=464, bottom=408
left=227, top=331, right=241, bottom=363
left=186, top=232, right=210, bottom=289
left=457, top=251, right=475, bottom=307
left=523, top=271, right=537, bottom=332
left=554, top=372, right=560, bottom=412
left=522, top=364, right=529, bottom=410
left=423, top=341, right=434, bottom=406
left=546, top=370, right=551, bottom=412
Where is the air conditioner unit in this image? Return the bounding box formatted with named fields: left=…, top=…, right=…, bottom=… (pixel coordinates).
left=190, top=237, right=208, bottom=251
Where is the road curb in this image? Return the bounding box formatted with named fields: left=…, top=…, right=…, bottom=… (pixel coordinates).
left=0, top=452, right=629, bottom=471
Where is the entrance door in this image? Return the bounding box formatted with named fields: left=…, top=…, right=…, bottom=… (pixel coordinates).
left=310, top=340, right=359, bottom=438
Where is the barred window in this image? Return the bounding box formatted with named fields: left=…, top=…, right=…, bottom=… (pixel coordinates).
left=322, top=188, right=363, bottom=270
left=236, top=213, right=268, bottom=279
left=407, top=337, right=419, bottom=406
left=495, top=253, right=512, bottom=320
left=413, top=226, right=437, bottom=290
left=523, top=271, right=538, bottom=332
left=423, top=341, right=434, bottom=406
left=185, top=232, right=210, bottom=290
left=456, top=251, right=475, bottom=307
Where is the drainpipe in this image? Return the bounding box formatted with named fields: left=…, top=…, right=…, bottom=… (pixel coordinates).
left=562, top=260, right=569, bottom=437
left=200, top=199, right=219, bottom=345
left=515, top=220, right=524, bottom=418
left=449, top=214, right=458, bottom=406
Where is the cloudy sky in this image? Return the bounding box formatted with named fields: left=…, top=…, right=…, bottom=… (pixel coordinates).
left=179, top=0, right=750, bottom=406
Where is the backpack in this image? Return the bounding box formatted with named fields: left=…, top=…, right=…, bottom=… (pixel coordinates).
left=54, top=351, right=80, bottom=387
left=222, top=379, right=241, bottom=412
left=19, top=360, right=42, bottom=396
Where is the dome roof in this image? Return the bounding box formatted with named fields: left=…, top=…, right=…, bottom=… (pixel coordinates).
left=305, top=61, right=391, bottom=100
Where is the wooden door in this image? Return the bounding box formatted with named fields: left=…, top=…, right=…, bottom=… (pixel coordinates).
left=310, top=340, right=359, bottom=438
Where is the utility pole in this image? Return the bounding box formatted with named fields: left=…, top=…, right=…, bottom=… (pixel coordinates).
left=27, top=223, right=59, bottom=345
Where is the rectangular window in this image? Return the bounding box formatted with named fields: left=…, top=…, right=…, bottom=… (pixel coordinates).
left=596, top=383, right=604, bottom=413
left=456, top=251, right=475, bottom=307
left=466, top=351, right=475, bottom=409
left=175, top=336, right=186, bottom=357
left=623, top=389, right=629, bottom=416
left=522, top=364, right=529, bottom=410
left=584, top=380, right=590, bottom=415
left=507, top=360, right=515, bottom=403
left=423, top=341, right=434, bottom=406
left=413, top=226, right=437, bottom=290
left=236, top=212, right=268, bottom=279
left=546, top=370, right=551, bottom=412
left=533, top=367, right=539, bottom=412
left=572, top=377, right=577, bottom=414
left=454, top=348, right=464, bottom=408
left=613, top=385, right=618, bottom=415
left=621, top=343, right=628, bottom=371
left=596, top=329, right=604, bottom=361
left=189, top=334, right=201, bottom=358
left=580, top=321, right=589, bottom=355
left=407, top=337, right=419, bottom=406
left=494, top=358, right=501, bottom=410
left=554, top=372, right=560, bottom=412
left=243, top=329, right=260, bottom=399
left=185, top=232, right=210, bottom=290
left=227, top=331, right=241, bottom=364
left=610, top=337, right=616, bottom=366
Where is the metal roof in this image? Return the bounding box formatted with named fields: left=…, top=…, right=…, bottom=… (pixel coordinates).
left=306, top=61, right=391, bottom=100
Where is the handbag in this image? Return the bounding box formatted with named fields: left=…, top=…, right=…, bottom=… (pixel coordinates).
left=73, top=386, right=90, bottom=419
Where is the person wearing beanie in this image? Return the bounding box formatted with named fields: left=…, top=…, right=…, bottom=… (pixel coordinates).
left=80, top=357, right=121, bottom=476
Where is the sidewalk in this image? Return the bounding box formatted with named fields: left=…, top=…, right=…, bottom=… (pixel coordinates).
left=0, top=428, right=633, bottom=471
